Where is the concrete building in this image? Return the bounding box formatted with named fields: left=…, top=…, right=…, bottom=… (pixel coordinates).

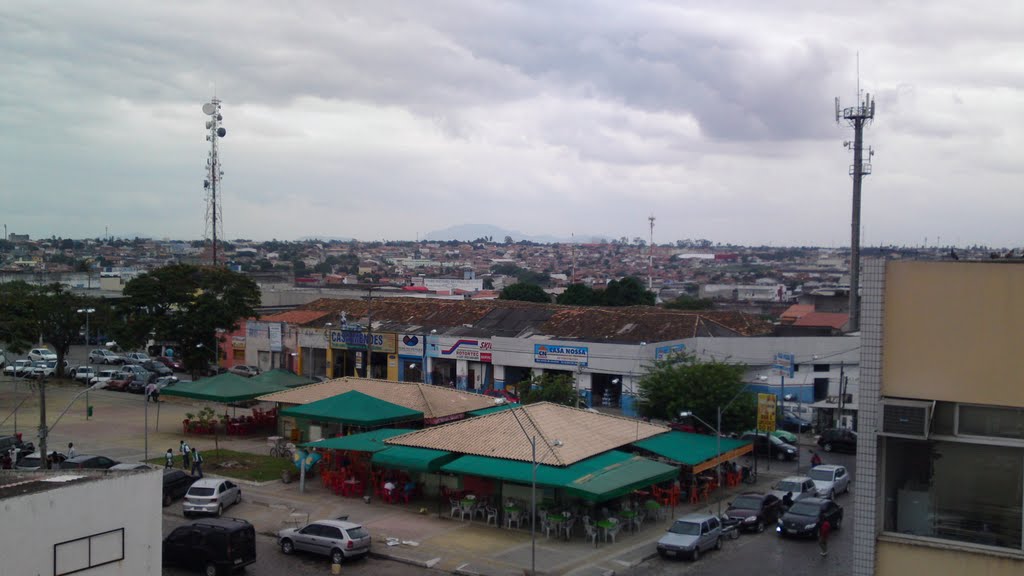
left=0, top=468, right=162, bottom=576
left=854, top=260, right=1024, bottom=576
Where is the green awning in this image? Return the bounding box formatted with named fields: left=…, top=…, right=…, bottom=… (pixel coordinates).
left=441, top=450, right=678, bottom=502
left=372, top=445, right=457, bottom=472
left=467, top=403, right=520, bottom=417
left=300, top=429, right=415, bottom=452
left=250, top=369, right=314, bottom=388
left=280, top=390, right=423, bottom=426
left=161, top=372, right=288, bottom=403
left=631, top=431, right=753, bottom=473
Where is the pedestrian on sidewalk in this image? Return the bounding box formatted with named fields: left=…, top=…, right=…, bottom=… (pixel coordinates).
left=165, top=448, right=174, bottom=469
left=818, top=518, right=831, bottom=556
left=181, top=440, right=191, bottom=470
left=191, top=447, right=203, bottom=478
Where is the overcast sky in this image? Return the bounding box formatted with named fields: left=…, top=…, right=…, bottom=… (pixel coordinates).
left=2, top=1, right=1022, bottom=247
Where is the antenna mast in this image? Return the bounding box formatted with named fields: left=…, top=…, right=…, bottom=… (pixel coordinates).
left=647, top=215, right=655, bottom=291
left=202, top=98, right=227, bottom=266
left=835, top=58, right=876, bottom=332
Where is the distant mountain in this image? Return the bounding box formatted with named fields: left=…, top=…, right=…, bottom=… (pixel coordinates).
left=425, top=224, right=575, bottom=244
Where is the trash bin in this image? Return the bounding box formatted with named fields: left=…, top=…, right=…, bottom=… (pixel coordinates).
left=87, top=406, right=94, bottom=418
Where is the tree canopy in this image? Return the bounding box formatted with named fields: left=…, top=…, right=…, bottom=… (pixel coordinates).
left=555, top=283, right=598, bottom=306
left=555, top=277, right=655, bottom=307
left=637, top=353, right=755, bottom=433
left=498, top=282, right=550, bottom=303
left=117, top=264, right=261, bottom=374
left=663, top=294, right=715, bottom=310
left=513, top=372, right=577, bottom=407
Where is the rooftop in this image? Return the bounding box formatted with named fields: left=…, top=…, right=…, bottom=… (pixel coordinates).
left=0, top=470, right=108, bottom=500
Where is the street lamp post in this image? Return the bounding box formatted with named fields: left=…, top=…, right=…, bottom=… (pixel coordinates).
left=680, top=385, right=752, bottom=516
left=77, top=307, right=95, bottom=347
left=508, top=407, right=538, bottom=576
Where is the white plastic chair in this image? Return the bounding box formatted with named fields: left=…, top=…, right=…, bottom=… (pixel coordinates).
left=583, top=521, right=599, bottom=547
left=506, top=510, right=522, bottom=529
left=449, top=498, right=462, bottom=519
left=485, top=506, right=498, bottom=526
left=606, top=518, right=622, bottom=544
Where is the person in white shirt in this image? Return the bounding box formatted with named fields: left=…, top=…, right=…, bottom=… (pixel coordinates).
left=67, top=442, right=77, bottom=459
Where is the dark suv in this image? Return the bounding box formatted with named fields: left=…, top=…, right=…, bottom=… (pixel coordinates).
left=739, top=432, right=798, bottom=461
left=163, top=518, right=257, bottom=575
left=817, top=428, right=858, bottom=453
left=0, top=434, right=36, bottom=462
left=723, top=492, right=783, bottom=533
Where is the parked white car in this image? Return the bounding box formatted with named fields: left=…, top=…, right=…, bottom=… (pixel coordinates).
left=89, top=369, right=120, bottom=386
left=28, top=348, right=57, bottom=362
left=4, top=359, right=31, bottom=377
left=808, top=465, right=851, bottom=499
left=770, top=476, right=818, bottom=503
left=71, top=366, right=97, bottom=384
left=183, top=478, right=242, bottom=517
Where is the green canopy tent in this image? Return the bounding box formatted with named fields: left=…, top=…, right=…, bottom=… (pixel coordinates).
left=300, top=428, right=415, bottom=452
left=440, top=450, right=678, bottom=502
left=372, top=445, right=457, bottom=473
left=279, top=390, right=424, bottom=428
left=250, top=369, right=315, bottom=389
left=161, top=372, right=289, bottom=403
left=466, top=403, right=520, bottom=417
left=631, top=431, right=752, bottom=474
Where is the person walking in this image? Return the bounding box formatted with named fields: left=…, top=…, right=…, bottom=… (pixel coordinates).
left=165, top=448, right=174, bottom=469
left=810, top=450, right=823, bottom=467
left=818, top=518, right=831, bottom=556
left=191, top=447, right=203, bottom=478
left=181, top=440, right=191, bottom=470
left=67, top=442, right=77, bottom=459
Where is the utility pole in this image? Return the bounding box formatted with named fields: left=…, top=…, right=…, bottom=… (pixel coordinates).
left=835, top=61, right=876, bottom=333
left=39, top=380, right=48, bottom=469
left=647, top=215, right=655, bottom=292
left=364, top=287, right=374, bottom=379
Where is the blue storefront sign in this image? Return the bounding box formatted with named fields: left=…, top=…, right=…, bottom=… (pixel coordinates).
left=654, top=343, right=686, bottom=360
left=534, top=344, right=588, bottom=367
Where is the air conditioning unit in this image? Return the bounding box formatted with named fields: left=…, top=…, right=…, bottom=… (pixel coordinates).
left=880, top=399, right=933, bottom=439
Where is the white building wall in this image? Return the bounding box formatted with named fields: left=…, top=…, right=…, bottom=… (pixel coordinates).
left=0, top=469, right=162, bottom=576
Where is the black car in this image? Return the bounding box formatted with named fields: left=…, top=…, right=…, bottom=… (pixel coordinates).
left=739, top=432, right=798, bottom=461
left=59, top=454, right=119, bottom=470
left=141, top=360, right=174, bottom=378
left=776, top=497, right=843, bottom=538
left=817, top=428, right=857, bottom=453
left=163, top=469, right=198, bottom=507
left=724, top=492, right=783, bottom=533
left=0, top=434, right=36, bottom=462
left=780, top=412, right=813, bottom=433
left=163, top=518, right=257, bottom=575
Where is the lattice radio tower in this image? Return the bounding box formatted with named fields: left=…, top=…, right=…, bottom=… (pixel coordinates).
left=647, top=215, right=655, bottom=291
left=202, top=98, right=227, bottom=265
left=835, top=66, right=875, bottom=332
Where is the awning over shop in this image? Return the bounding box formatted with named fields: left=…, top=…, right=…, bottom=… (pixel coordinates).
left=440, top=450, right=678, bottom=502
left=280, top=390, right=423, bottom=427
left=631, top=431, right=753, bottom=474
left=250, top=369, right=315, bottom=389
left=467, top=403, right=520, bottom=417
left=161, top=372, right=288, bottom=403
left=300, top=428, right=415, bottom=452
left=372, top=445, right=457, bottom=472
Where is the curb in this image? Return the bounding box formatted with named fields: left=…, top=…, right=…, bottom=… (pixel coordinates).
left=369, top=548, right=441, bottom=569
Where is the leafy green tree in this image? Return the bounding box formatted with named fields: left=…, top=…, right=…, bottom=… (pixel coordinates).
left=117, top=264, right=260, bottom=375
left=600, top=276, right=655, bottom=306
left=637, top=354, right=754, bottom=433
left=514, top=373, right=577, bottom=407
left=556, top=283, right=597, bottom=305
left=499, top=283, right=550, bottom=303
left=664, top=294, right=714, bottom=310
left=482, top=278, right=494, bottom=290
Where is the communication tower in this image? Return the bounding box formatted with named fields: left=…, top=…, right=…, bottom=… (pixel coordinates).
left=202, top=98, right=227, bottom=265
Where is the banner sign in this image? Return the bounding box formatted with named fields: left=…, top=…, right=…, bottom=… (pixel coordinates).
left=757, top=393, right=777, bottom=432
left=269, top=323, right=283, bottom=352
left=246, top=322, right=268, bottom=339
left=773, top=353, right=795, bottom=378
left=399, top=334, right=425, bottom=357
left=429, top=338, right=492, bottom=363
left=534, top=343, right=588, bottom=367
left=329, top=330, right=396, bottom=353
left=231, top=336, right=246, bottom=350
left=655, top=343, right=686, bottom=360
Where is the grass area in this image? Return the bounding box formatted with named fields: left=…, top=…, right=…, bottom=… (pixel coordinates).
left=148, top=449, right=294, bottom=483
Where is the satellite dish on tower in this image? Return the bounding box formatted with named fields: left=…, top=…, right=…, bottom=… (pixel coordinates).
left=202, top=102, right=217, bottom=115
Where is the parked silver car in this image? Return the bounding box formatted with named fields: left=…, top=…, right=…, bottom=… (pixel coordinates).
left=183, top=478, right=242, bottom=517
left=89, top=349, right=124, bottom=364
left=123, top=352, right=151, bottom=365
left=770, top=476, right=818, bottom=503
left=808, top=465, right=851, bottom=499
left=28, top=348, right=57, bottom=362
left=657, top=513, right=722, bottom=561
left=278, top=517, right=371, bottom=564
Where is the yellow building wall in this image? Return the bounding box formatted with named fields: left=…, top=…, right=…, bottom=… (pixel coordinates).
left=882, top=261, right=1024, bottom=407
left=387, top=354, right=398, bottom=381
left=878, top=539, right=1024, bottom=576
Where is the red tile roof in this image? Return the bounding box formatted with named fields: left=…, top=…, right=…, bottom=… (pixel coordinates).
left=260, top=310, right=332, bottom=324
left=793, top=312, right=849, bottom=330
left=779, top=304, right=814, bottom=324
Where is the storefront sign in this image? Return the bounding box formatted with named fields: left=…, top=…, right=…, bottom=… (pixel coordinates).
left=246, top=322, right=267, bottom=338
left=399, top=334, right=425, bottom=357
left=757, top=393, right=777, bottom=432
left=231, top=336, right=246, bottom=350
left=429, top=338, right=492, bottom=362
left=655, top=343, right=686, bottom=360
left=297, top=327, right=328, bottom=349
left=534, top=343, right=588, bottom=367
left=269, top=323, right=283, bottom=352
left=424, top=413, right=466, bottom=426
left=329, top=330, right=396, bottom=353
